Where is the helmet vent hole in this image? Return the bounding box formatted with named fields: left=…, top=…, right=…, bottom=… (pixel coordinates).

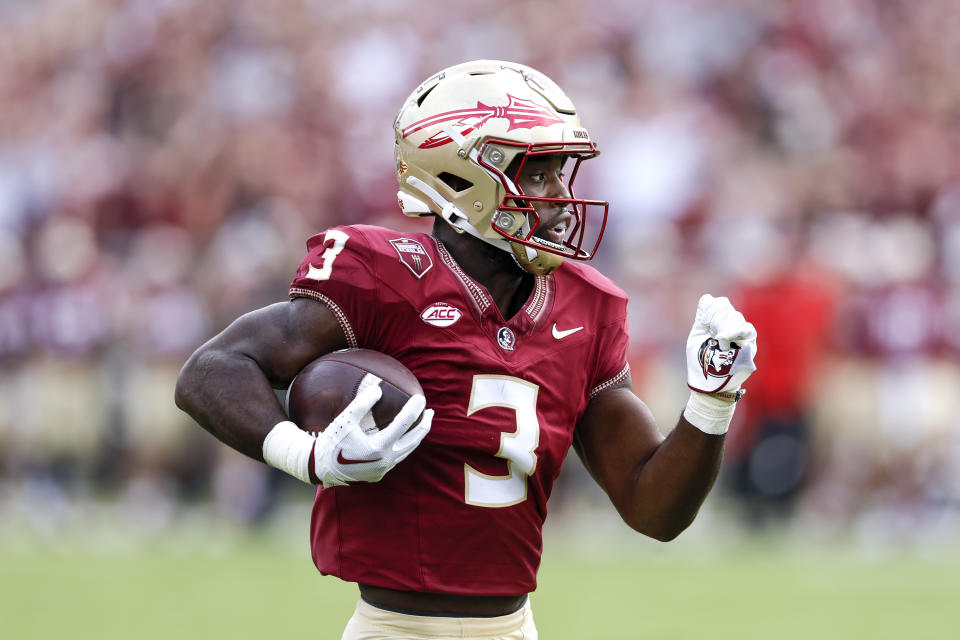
left=437, top=172, right=473, bottom=192
left=416, top=85, right=437, bottom=107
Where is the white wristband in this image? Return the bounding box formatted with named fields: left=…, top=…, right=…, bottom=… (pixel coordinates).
left=683, top=392, right=737, bottom=435
left=262, top=420, right=315, bottom=484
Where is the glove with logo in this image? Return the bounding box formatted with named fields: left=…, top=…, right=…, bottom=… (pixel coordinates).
left=683, top=294, right=758, bottom=435
left=263, top=374, right=433, bottom=488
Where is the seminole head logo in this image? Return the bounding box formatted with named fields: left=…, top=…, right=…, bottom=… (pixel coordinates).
left=401, top=94, right=563, bottom=149
left=698, top=338, right=739, bottom=379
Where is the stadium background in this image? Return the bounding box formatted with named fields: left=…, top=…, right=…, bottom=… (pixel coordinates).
left=1, top=0, right=958, bottom=637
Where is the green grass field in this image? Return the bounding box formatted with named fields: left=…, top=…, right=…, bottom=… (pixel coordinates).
left=2, top=524, right=958, bottom=640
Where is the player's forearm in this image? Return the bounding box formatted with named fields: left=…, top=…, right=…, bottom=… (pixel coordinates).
left=174, top=345, right=288, bottom=461
left=619, top=420, right=724, bottom=541
left=616, top=293, right=757, bottom=540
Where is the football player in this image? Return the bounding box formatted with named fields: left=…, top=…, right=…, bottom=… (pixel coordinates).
left=175, top=60, right=758, bottom=639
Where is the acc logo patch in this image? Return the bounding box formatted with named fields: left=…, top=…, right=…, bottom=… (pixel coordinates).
left=698, top=338, right=739, bottom=379
left=389, top=238, right=433, bottom=279
left=420, top=302, right=463, bottom=328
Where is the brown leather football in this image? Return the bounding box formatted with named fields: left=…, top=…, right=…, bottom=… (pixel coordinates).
left=286, top=349, right=424, bottom=434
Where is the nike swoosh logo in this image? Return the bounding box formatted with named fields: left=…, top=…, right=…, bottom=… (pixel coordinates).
left=552, top=323, right=584, bottom=339
left=337, top=451, right=382, bottom=465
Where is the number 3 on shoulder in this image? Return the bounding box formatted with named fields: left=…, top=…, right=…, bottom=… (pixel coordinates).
left=306, top=229, right=350, bottom=281
left=465, top=375, right=540, bottom=508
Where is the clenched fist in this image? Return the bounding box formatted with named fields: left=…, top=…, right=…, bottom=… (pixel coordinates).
left=686, top=294, right=758, bottom=396
left=683, top=294, right=758, bottom=435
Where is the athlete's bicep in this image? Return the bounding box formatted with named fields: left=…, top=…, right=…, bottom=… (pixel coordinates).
left=573, top=375, right=664, bottom=506
left=204, top=297, right=350, bottom=388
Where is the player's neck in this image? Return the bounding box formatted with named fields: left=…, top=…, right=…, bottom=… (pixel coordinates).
left=432, top=218, right=534, bottom=320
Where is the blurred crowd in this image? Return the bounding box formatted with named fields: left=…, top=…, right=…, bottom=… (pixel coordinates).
left=1, top=0, right=959, bottom=545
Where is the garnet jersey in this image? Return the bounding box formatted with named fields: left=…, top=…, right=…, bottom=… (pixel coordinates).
left=289, top=225, right=630, bottom=596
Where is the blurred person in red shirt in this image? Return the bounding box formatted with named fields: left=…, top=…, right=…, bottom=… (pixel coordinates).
left=724, top=225, right=836, bottom=523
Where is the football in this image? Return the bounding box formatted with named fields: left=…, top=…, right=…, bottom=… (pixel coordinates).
left=285, top=349, right=424, bottom=434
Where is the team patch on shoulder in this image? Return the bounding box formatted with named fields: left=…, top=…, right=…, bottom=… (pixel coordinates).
left=420, top=302, right=463, bottom=327
left=389, top=237, right=433, bottom=278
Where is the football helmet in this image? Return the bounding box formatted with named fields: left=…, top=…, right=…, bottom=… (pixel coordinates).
left=394, top=60, right=608, bottom=275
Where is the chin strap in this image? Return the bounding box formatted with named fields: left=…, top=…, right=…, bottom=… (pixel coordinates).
left=400, top=180, right=550, bottom=275
left=514, top=215, right=538, bottom=262
left=400, top=177, right=515, bottom=253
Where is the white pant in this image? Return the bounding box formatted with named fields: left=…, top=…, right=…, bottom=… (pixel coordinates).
left=341, top=598, right=538, bottom=640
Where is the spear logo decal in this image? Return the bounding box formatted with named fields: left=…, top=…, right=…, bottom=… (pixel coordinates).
left=402, top=94, right=563, bottom=149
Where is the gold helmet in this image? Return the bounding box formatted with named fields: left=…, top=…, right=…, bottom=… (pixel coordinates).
left=394, top=60, right=609, bottom=275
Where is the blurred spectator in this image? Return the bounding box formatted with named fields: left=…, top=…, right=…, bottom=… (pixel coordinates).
left=724, top=221, right=837, bottom=524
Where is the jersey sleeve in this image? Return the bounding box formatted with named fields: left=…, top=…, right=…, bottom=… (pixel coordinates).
left=588, top=301, right=631, bottom=398
left=288, top=226, right=379, bottom=349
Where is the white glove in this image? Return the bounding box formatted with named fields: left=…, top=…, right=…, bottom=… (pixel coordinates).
left=263, top=374, right=433, bottom=488
left=683, top=294, right=758, bottom=435
left=686, top=294, right=758, bottom=395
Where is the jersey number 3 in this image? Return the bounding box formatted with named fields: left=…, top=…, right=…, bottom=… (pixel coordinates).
left=306, top=229, right=350, bottom=281
left=465, top=376, right=540, bottom=508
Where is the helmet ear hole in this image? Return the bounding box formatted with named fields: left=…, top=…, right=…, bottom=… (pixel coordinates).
left=437, top=172, right=473, bottom=192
